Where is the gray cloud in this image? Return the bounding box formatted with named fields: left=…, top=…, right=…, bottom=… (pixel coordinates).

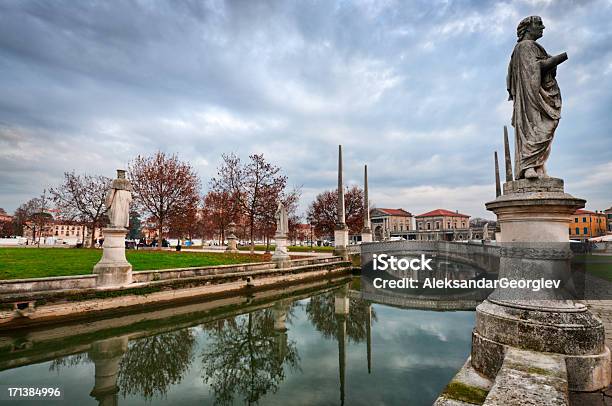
left=1, top=0, right=611, bottom=218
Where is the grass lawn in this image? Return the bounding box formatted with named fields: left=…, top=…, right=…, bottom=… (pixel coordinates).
left=0, top=248, right=263, bottom=280
left=574, top=254, right=612, bottom=281
left=238, top=244, right=334, bottom=253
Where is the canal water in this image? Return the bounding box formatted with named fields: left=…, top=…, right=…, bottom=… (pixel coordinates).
left=0, top=281, right=474, bottom=405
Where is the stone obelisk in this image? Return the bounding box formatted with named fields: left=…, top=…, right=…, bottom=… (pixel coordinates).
left=494, top=152, right=501, bottom=198
left=361, top=165, right=372, bottom=243
left=334, top=145, right=349, bottom=257
left=93, top=169, right=133, bottom=287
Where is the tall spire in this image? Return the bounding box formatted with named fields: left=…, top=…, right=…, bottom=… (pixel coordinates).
left=503, top=125, right=513, bottom=183
left=337, top=145, right=346, bottom=227
left=494, top=151, right=501, bottom=197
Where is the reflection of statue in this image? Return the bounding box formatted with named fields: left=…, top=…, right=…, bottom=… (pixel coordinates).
left=106, top=169, right=132, bottom=228
left=507, top=16, right=568, bottom=179
left=275, top=202, right=289, bottom=237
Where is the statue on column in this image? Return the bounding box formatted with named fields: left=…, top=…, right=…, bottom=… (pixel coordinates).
left=507, top=16, right=568, bottom=179
left=105, top=169, right=132, bottom=228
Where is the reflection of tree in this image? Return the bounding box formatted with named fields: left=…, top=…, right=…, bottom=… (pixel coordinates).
left=202, top=309, right=299, bottom=405
left=118, top=329, right=195, bottom=400
left=306, top=291, right=376, bottom=343
left=49, top=352, right=90, bottom=373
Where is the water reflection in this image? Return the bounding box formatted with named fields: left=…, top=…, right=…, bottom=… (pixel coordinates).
left=201, top=305, right=299, bottom=405
left=119, top=330, right=195, bottom=401
left=0, top=279, right=474, bottom=405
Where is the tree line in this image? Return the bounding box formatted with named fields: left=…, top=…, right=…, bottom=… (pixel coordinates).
left=1, top=151, right=366, bottom=249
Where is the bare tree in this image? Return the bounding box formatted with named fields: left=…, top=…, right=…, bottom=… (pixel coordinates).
left=50, top=171, right=111, bottom=247
left=129, top=151, right=201, bottom=248
left=211, top=154, right=289, bottom=253
left=15, top=191, right=52, bottom=246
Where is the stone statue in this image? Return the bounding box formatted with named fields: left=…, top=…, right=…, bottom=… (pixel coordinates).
left=275, top=202, right=288, bottom=237
left=482, top=222, right=489, bottom=241
left=507, top=16, right=568, bottom=180
left=105, top=169, right=132, bottom=229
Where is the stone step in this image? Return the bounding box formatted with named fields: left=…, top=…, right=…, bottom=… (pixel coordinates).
left=483, top=348, right=569, bottom=406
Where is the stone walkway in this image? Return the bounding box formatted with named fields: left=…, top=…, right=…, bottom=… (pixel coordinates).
left=571, top=279, right=612, bottom=405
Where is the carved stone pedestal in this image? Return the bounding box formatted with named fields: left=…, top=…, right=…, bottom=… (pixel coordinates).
left=93, top=228, right=132, bottom=288
left=361, top=228, right=372, bottom=243
left=334, top=226, right=349, bottom=258
left=471, top=178, right=610, bottom=392
left=225, top=222, right=239, bottom=253
left=272, top=233, right=290, bottom=266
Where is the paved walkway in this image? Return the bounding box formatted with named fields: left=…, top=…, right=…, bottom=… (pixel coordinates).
left=571, top=272, right=612, bottom=405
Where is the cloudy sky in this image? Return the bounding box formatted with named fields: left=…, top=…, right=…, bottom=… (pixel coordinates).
left=1, top=0, right=611, bottom=219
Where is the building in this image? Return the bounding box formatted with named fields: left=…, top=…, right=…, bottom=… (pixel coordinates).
left=411, top=209, right=470, bottom=241
left=569, top=209, right=607, bottom=241
left=605, top=206, right=612, bottom=234
left=370, top=208, right=413, bottom=241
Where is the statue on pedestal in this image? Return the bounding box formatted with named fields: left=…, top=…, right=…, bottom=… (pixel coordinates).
left=272, top=202, right=290, bottom=264
left=507, top=16, right=568, bottom=180
left=93, top=169, right=133, bottom=287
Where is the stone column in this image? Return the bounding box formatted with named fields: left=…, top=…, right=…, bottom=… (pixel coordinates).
left=89, top=336, right=128, bottom=406
left=471, top=177, right=611, bottom=392
left=361, top=164, right=372, bottom=243
left=334, top=145, right=349, bottom=257
left=225, top=221, right=239, bottom=253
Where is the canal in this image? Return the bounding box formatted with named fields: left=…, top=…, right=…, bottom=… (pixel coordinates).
left=0, top=278, right=474, bottom=405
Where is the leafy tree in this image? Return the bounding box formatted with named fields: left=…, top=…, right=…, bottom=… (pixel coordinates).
left=306, top=186, right=364, bottom=237
left=129, top=152, right=201, bottom=248
left=128, top=210, right=142, bottom=240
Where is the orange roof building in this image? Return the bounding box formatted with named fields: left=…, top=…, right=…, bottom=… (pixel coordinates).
left=570, top=209, right=607, bottom=241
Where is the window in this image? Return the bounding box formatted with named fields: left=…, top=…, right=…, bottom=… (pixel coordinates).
left=427, top=222, right=431, bottom=230
left=569, top=228, right=572, bottom=235
left=462, top=222, right=466, bottom=228
left=435, top=222, right=440, bottom=230
left=584, top=227, right=588, bottom=235
left=447, top=222, right=451, bottom=229
left=576, top=227, right=580, bottom=235
left=574, top=218, right=578, bottom=223
left=583, top=217, right=587, bottom=222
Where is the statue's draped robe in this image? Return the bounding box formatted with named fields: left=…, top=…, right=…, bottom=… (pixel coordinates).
left=106, top=189, right=132, bottom=228
left=507, top=39, right=562, bottom=178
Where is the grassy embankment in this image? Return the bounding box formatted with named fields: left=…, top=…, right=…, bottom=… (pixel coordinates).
left=238, top=245, right=334, bottom=253
left=0, top=248, right=263, bottom=280
left=576, top=254, right=612, bottom=282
